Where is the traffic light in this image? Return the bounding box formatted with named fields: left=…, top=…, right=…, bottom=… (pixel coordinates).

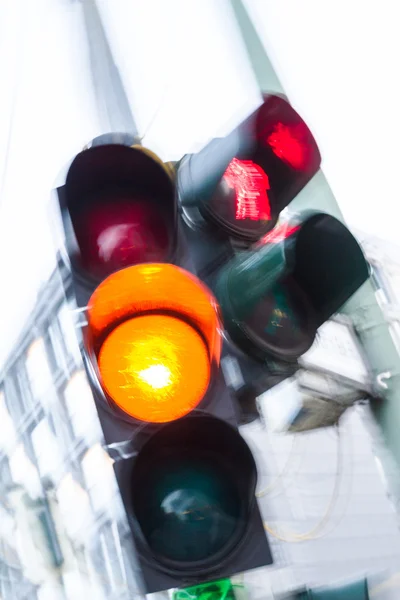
left=56, top=134, right=272, bottom=594
left=175, top=96, right=368, bottom=421
left=178, top=94, right=321, bottom=244
left=56, top=89, right=369, bottom=591
left=214, top=211, right=369, bottom=363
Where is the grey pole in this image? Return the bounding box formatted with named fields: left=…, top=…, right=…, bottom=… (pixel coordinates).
left=229, top=0, right=400, bottom=507
left=81, top=0, right=138, bottom=137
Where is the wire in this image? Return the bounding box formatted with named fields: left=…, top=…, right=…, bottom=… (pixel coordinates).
left=256, top=437, right=298, bottom=498
left=309, top=421, right=353, bottom=541
left=262, top=425, right=345, bottom=543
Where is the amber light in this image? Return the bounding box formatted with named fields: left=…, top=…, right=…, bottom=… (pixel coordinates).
left=98, top=314, right=210, bottom=422
left=87, top=263, right=222, bottom=423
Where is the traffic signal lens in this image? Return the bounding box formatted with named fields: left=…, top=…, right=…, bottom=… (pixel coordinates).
left=98, top=315, right=210, bottom=422
left=139, top=457, right=240, bottom=562
left=87, top=263, right=222, bottom=368
left=224, top=158, right=271, bottom=222
left=75, top=196, right=171, bottom=279
left=243, top=278, right=316, bottom=359
left=256, top=96, right=321, bottom=177
left=132, top=416, right=257, bottom=568
left=266, top=122, right=312, bottom=171
left=64, top=144, right=177, bottom=281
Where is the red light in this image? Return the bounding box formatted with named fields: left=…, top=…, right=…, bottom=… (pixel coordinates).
left=259, top=223, right=300, bottom=245
left=266, top=122, right=310, bottom=171
left=223, top=158, right=271, bottom=222
left=75, top=196, right=170, bottom=278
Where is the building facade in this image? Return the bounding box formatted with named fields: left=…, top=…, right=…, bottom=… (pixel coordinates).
left=0, top=257, right=143, bottom=600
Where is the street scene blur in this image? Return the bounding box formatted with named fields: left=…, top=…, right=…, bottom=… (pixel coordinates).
left=1, top=1, right=400, bottom=599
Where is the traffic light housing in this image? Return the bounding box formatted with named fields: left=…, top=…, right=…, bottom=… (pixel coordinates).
left=56, top=135, right=272, bottom=593
left=56, top=89, right=370, bottom=591
left=175, top=95, right=368, bottom=420
left=215, top=211, right=369, bottom=363
left=178, top=94, right=321, bottom=244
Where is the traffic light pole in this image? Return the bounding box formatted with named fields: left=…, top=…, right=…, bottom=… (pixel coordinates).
left=82, top=0, right=138, bottom=136
left=230, top=0, right=400, bottom=509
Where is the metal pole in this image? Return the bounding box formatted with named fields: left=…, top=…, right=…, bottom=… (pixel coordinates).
left=81, top=0, right=138, bottom=136
left=229, top=0, right=400, bottom=508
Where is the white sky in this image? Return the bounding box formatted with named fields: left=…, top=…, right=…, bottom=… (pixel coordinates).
left=0, top=0, right=399, bottom=366
left=244, top=0, right=400, bottom=243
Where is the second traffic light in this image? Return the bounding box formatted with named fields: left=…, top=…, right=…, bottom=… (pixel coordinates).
left=174, top=96, right=369, bottom=419
left=178, top=94, right=321, bottom=244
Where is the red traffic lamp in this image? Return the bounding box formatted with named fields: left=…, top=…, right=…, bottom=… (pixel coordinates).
left=59, top=138, right=177, bottom=285
left=178, top=94, right=320, bottom=243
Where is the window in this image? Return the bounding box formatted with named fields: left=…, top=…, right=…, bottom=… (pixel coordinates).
left=0, top=391, right=17, bottom=455
left=62, top=568, right=103, bottom=600
left=9, top=444, right=41, bottom=499
left=48, top=320, right=69, bottom=378
left=25, top=338, right=54, bottom=400
left=15, top=364, right=35, bottom=412
left=81, top=444, right=117, bottom=514
left=97, top=521, right=127, bottom=596
left=82, top=547, right=109, bottom=600
left=0, top=509, right=17, bottom=557
left=63, top=371, right=101, bottom=441
left=56, top=473, right=92, bottom=543
left=31, top=419, right=62, bottom=478
left=3, top=375, right=25, bottom=422
left=58, top=302, right=82, bottom=364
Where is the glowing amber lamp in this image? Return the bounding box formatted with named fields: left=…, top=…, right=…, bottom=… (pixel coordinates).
left=98, top=315, right=210, bottom=422
left=87, top=264, right=222, bottom=423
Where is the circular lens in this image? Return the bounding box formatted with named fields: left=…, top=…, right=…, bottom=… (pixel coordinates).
left=242, top=277, right=316, bottom=360
left=98, top=315, right=210, bottom=422
left=136, top=456, right=241, bottom=563
left=75, top=196, right=171, bottom=279
left=132, top=416, right=257, bottom=569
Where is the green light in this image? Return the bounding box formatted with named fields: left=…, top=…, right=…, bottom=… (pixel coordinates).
left=173, top=578, right=236, bottom=600
left=137, top=458, right=241, bottom=563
